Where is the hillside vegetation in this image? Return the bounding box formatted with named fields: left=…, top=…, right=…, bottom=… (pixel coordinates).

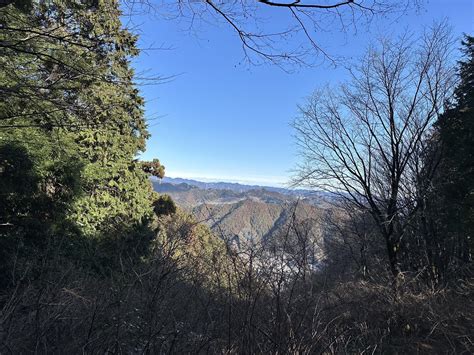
left=153, top=179, right=328, bottom=250
left=0, top=2, right=472, bottom=353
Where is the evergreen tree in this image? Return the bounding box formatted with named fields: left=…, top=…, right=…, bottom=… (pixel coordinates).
left=434, top=35, right=474, bottom=265
left=69, top=0, right=153, bottom=233
left=1, top=1, right=163, bottom=238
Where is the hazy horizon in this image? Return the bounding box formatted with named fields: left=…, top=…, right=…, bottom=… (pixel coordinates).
left=159, top=172, right=289, bottom=188
left=134, top=0, right=473, bottom=187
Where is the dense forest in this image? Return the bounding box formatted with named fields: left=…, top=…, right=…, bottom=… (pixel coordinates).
left=0, top=1, right=472, bottom=353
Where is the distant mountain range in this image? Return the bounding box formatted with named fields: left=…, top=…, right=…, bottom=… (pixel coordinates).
left=151, top=177, right=334, bottom=260
left=152, top=176, right=332, bottom=203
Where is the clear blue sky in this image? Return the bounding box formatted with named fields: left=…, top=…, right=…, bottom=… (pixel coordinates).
left=129, top=0, right=473, bottom=187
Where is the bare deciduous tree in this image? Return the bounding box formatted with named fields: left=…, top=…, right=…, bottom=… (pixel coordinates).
left=124, top=0, right=423, bottom=68
left=293, top=24, right=455, bottom=282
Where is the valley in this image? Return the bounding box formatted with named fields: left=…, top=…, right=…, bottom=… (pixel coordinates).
left=152, top=177, right=333, bottom=265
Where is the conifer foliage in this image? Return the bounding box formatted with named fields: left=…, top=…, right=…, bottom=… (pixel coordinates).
left=434, top=35, right=474, bottom=264
left=0, top=1, right=160, bottom=241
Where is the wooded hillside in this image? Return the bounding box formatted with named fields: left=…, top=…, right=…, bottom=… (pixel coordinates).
left=0, top=1, right=472, bottom=353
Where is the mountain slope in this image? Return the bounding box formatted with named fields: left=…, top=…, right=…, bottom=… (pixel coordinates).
left=152, top=178, right=328, bottom=254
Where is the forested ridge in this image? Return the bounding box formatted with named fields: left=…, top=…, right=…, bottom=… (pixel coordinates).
left=0, top=1, right=472, bottom=353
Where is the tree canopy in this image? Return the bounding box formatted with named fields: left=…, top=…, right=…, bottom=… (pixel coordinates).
left=0, top=0, right=162, bottom=240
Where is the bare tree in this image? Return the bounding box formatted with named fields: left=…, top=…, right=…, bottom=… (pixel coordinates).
left=124, top=0, right=423, bottom=68
left=293, top=24, right=455, bottom=283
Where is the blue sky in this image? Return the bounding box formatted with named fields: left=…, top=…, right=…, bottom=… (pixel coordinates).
left=129, top=0, right=473, bottom=187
